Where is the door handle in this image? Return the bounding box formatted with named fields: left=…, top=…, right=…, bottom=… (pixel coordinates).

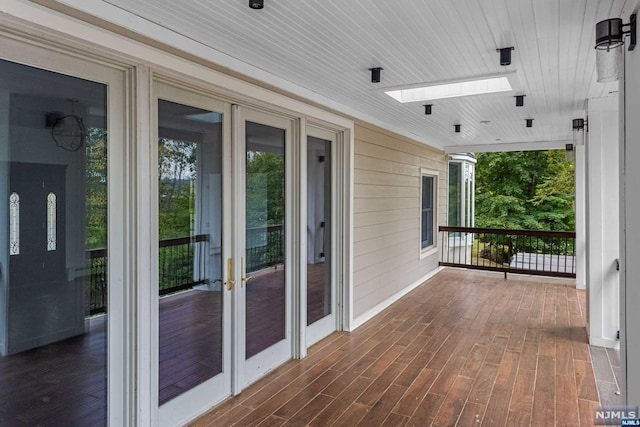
left=225, top=258, right=235, bottom=291
left=241, top=257, right=254, bottom=286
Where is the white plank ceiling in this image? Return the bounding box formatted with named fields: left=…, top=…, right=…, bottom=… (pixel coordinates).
left=98, top=0, right=626, bottom=150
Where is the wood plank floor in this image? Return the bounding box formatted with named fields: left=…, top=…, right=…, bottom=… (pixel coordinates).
left=192, top=268, right=600, bottom=427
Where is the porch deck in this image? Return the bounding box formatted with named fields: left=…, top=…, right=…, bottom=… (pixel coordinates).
left=193, top=268, right=602, bottom=427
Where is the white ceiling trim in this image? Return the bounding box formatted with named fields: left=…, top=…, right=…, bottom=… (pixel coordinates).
left=445, top=139, right=572, bottom=154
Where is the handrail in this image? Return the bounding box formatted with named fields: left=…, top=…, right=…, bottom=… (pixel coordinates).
left=439, top=226, right=576, bottom=278
left=86, top=233, right=210, bottom=315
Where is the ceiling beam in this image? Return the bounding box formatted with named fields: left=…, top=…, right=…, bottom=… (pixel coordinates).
left=444, top=139, right=572, bottom=154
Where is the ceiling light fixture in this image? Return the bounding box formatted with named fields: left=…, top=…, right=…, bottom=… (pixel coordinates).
left=385, top=73, right=515, bottom=103
left=369, top=67, right=383, bottom=83
left=526, top=118, right=533, bottom=128
left=423, top=104, right=433, bottom=115
left=497, top=47, right=514, bottom=66
left=454, top=124, right=461, bottom=133
left=249, top=0, right=264, bottom=9
left=515, top=95, right=525, bottom=107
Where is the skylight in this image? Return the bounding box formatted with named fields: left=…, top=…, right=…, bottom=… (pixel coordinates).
left=385, top=76, right=513, bottom=103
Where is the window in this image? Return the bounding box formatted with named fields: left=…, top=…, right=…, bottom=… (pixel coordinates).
left=448, top=155, right=476, bottom=228
left=420, top=171, right=437, bottom=251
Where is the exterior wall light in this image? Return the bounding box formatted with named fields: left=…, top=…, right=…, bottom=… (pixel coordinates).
left=565, top=143, right=575, bottom=163
left=515, top=95, right=525, bottom=107
left=424, top=104, right=433, bottom=115
left=595, top=14, right=636, bottom=82
left=249, top=0, right=264, bottom=9
left=497, top=47, right=514, bottom=66
left=572, top=118, right=587, bottom=146
left=369, top=67, right=383, bottom=83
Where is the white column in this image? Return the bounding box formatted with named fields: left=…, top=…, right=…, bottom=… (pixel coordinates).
left=575, top=143, right=586, bottom=290
left=621, top=3, right=640, bottom=407
left=586, top=95, right=620, bottom=348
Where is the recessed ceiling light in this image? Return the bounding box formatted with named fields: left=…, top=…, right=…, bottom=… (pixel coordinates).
left=480, top=120, right=491, bottom=125
left=385, top=73, right=515, bottom=103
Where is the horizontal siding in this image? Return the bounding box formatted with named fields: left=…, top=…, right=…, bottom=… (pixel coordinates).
left=353, top=121, right=447, bottom=319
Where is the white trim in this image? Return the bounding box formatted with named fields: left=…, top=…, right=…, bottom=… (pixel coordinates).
left=590, top=337, right=620, bottom=349
left=349, top=267, right=444, bottom=331
left=444, top=139, right=572, bottom=154
left=419, top=168, right=438, bottom=257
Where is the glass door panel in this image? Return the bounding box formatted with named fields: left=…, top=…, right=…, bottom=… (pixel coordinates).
left=0, top=58, right=108, bottom=426
left=239, top=109, right=293, bottom=387
left=245, top=121, right=286, bottom=359
left=156, top=87, right=230, bottom=419
left=306, top=136, right=332, bottom=326
left=305, top=132, right=337, bottom=346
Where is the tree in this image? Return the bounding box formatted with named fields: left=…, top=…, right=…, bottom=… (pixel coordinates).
left=474, top=150, right=575, bottom=231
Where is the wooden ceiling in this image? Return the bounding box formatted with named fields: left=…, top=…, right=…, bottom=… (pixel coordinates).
left=95, top=0, right=626, bottom=150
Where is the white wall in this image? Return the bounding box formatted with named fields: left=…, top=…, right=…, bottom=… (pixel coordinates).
left=621, top=1, right=640, bottom=408
left=585, top=95, right=620, bottom=348
left=351, top=122, right=446, bottom=325
left=575, top=143, right=586, bottom=290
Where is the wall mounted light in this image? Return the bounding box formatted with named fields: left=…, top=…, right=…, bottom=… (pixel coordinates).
left=454, top=124, right=461, bottom=133
left=572, top=118, right=587, bottom=146
left=369, top=67, right=383, bottom=83
left=249, top=0, right=264, bottom=9
left=595, top=14, right=636, bottom=82
left=526, top=118, right=533, bottom=128
left=515, top=95, right=525, bottom=107
left=497, top=47, right=514, bottom=66
left=565, top=143, right=575, bottom=163
left=423, top=104, right=433, bottom=115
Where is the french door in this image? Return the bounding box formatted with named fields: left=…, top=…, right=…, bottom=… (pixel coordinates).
left=154, top=85, right=294, bottom=423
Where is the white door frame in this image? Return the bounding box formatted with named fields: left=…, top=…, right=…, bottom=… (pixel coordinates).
left=232, top=105, right=296, bottom=391
left=303, top=126, right=341, bottom=349
left=0, top=30, right=131, bottom=426
left=152, top=80, right=234, bottom=427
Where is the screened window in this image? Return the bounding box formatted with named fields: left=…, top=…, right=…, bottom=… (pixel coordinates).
left=421, top=174, right=436, bottom=249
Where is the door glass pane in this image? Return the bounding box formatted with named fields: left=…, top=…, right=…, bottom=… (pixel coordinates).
left=157, top=100, right=223, bottom=404
left=306, top=136, right=332, bottom=326
left=245, top=121, right=286, bottom=359
left=0, top=58, right=108, bottom=426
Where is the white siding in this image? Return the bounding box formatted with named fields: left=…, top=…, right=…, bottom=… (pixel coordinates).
left=353, top=122, right=447, bottom=318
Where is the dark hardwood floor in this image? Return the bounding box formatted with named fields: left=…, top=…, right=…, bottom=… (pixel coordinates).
left=0, top=263, right=328, bottom=425
left=192, top=269, right=601, bottom=427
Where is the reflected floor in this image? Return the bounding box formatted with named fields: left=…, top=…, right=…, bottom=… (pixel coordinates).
left=0, top=263, right=328, bottom=424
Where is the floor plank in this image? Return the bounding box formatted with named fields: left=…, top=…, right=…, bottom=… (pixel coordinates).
left=191, top=270, right=601, bottom=427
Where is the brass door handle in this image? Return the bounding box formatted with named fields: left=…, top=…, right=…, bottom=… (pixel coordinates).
left=225, top=258, right=235, bottom=291
left=241, top=257, right=254, bottom=286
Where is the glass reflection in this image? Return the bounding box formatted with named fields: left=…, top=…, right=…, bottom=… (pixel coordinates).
left=245, top=121, right=286, bottom=358
left=157, top=100, right=224, bottom=404
left=306, top=136, right=332, bottom=326
left=0, top=59, right=108, bottom=426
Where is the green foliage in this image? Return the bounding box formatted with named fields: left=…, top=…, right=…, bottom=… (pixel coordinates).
left=86, top=128, right=108, bottom=249
left=475, top=150, right=575, bottom=231
left=158, top=138, right=196, bottom=239
left=246, top=151, right=285, bottom=227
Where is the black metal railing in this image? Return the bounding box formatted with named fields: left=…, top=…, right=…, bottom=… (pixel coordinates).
left=439, top=226, right=576, bottom=278
left=86, top=234, right=209, bottom=315
left=246, top=224, right=284, bottom=273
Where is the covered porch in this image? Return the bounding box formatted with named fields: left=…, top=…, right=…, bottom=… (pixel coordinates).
left=192, top=268, right=614, bottom=426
